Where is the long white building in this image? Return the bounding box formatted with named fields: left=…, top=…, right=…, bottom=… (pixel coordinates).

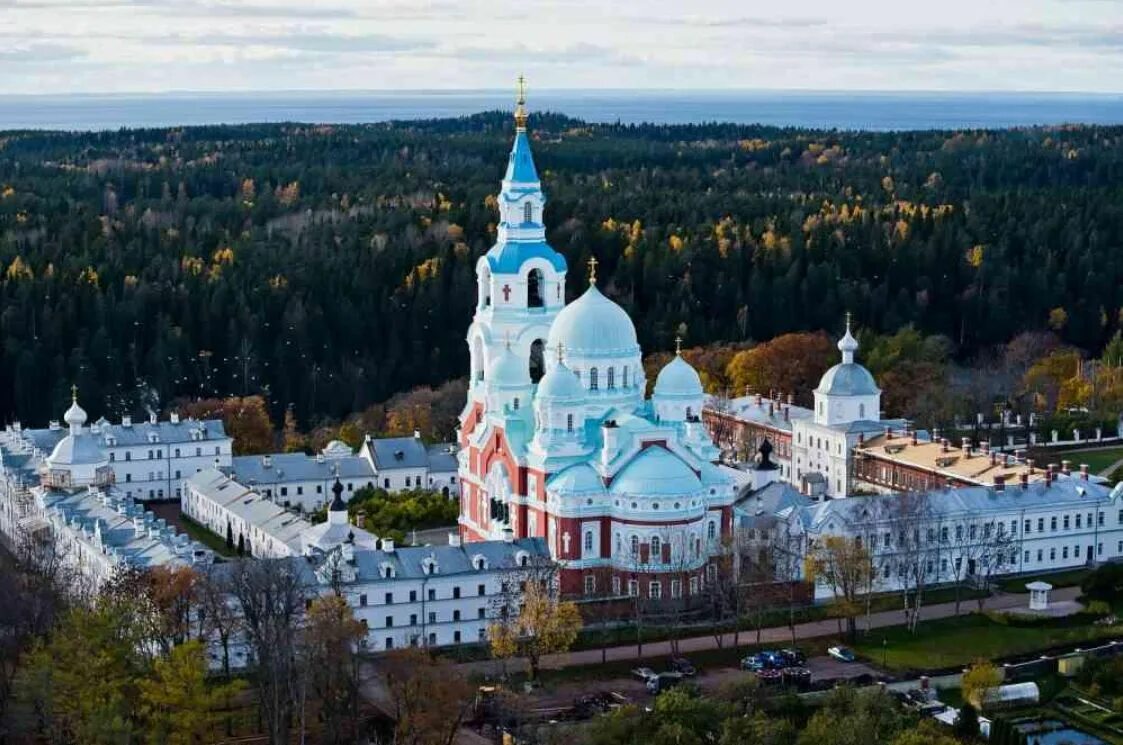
left=734, top=448, right=1123, bottom=599
left=4, top=402, right=232, bottom=502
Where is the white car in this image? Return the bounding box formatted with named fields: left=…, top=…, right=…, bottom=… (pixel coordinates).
left=827, top=646, right=856, bottom=662
left=631, top=666, right=657, bottom=682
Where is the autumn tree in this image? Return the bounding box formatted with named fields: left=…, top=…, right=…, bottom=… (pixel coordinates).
left=177, top=395, right=275, bottom=455
left=382, top=648, right=473, bottom=745
left=299, top=594, right=365, bottom=744
left=138, top=639, right=245, bottom=745
left=725, top=332, right=835, bottom=406
left=961, top=659, right=1003, bottom=708
left=489, top=567, right=582, bottom=680
left=805, top=535, right=874, bottom=640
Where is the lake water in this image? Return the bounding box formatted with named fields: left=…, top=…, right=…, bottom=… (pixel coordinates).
left=1, top=90, right=1122, bottom=132
left=1016, top=719, right=1108, bottom=745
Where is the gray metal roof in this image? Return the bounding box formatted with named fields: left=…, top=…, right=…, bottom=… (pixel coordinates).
left=20, top=418, right=228, bottom=452
left=352, top=537, right=549, bottom=580
left=425, top=445, right=459, bottom=474
left=816, top=362, right=880, bottom=397
left=231, top=453, right=375, bottom=486
left=365, top=437, right=430, bottom=471
left=186, top=469, right=310, bottom=553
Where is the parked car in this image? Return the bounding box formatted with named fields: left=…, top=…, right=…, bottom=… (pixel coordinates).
left=631, top=666, right=657, bottom=682
left=669, top=657, right=697, bottom=677
left=782, top=667, right=812, bottom=690
left=740, top=652, right=782, bottom=671
left=828, top=646, right=856, bottom=662
left=780, top=648, right=806, bottom=667
left=646, top=671, right=685, bottom=695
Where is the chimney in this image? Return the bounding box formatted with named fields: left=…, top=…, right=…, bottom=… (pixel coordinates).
left=768, top=402, right=775, bottom=417
left=381, top=538, right=395, bottom=553
left=1080, top=464, right=1089, bottom=480
left=263, top=454, right=272, bottom=468
left=413, top=430, right=421, bottom=440
left=911, top=430, right=918, bottom=446
left=993, top=475, right=1005, bottom=492
left=783, top=405, right=790, bottom=422
left=787, top=393, right=794, bottom=406
left=755, top=394, right=763, bottom=407
left=941, top=438, right=949, bottom=453
left=1026, top=458, right=1035, bottom=474
left=503, top=528, right=514, bottom=544
left=990, top=452, right=998, bottom=467
left=356, top=512, right=365, bottom=528
left=962, top=437, right=972, bottom=456
left=885, top=426, right=893, bottom=439
left=448, top=532, right=462, bottom=548
left=1062, top=460, right=1072, bottom=476
left=149, top=411, right=157, bottom=425
left=1045, top=467, right=1054, bottom=485
left=981, top=440, right=990, bottom=454
left=858, top=432, right=865, bottom=446
left=932, top=427, right=940, bottom=440
left=121, top=414, right=132, bottom=427
left=1020, top=472, right=1029, bottom=489
left=170, top=411, right=180, bottom=424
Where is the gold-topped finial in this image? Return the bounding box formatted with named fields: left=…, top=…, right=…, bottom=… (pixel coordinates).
left=514, top=74, right=528, bottom=131
left=675, top=335, right=683, bottom=356
left=71, top=384, right=78, bottom=403
left=587, top=256, right=598, bottom=285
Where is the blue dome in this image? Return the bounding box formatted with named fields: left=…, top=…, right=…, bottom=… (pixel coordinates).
left=547, top=463, right=606, bottom=496
left=488, top=345, right=530, bottom=389
left=537, top=360, right=584, bottom=401
left=548, top=285, right=639, bottom=358
left=609, top=447, right=702, bottom=497
left=654, top=355, right=703, bottom=398
left=816, top=363, right=880, bottom=397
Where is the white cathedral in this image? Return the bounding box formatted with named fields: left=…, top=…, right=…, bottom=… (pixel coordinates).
left=456, top=82, right=737, bottom=598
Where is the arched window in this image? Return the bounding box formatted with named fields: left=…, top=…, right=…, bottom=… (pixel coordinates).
left=512, top=397, right=520, bottom=410
left=630, top=535, right=639, bottom=556
left=584, top=531, right=593, bottom=551
left=622, top=366, right=629, bottom=388
left=651, top=535, right=661, bottom=558
left=527, top=268, right=544, bottom=308
left=707, top=521, right=716, bottom=540
left=566, top=414, right=574, bottom=432
left=686, top=406, right=694, bottom=419
left=607, top=367, right=615, bottom=389
left=589, top=367, right=599, bottom=391
left=523, top=201, right=533, bottom=224
left=529, top=339, right=545, bottom=383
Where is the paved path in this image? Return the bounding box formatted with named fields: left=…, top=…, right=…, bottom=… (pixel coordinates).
left=466, top=587, right=1081, bottom=676
left=1099, top=456, right=1123, bottom=478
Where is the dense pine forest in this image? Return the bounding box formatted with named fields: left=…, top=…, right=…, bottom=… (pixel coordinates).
left=1, top=112, right=1122, bottom=430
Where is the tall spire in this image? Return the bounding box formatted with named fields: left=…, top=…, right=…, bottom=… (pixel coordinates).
left=514, top=74, right=528, bottom=132
left=838, top=312, right=859, bottom=365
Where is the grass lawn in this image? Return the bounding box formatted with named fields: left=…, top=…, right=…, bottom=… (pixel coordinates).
left=997, top=568, right=1091, bottom=593
left=852, top=614, right=1123, bottom=673
left=179, top=514, right=237, bottom=558
left=1046, top=446, right=1123, bottom=475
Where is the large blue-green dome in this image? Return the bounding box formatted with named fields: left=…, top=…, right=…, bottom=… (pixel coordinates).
left=654, top=355, right=703, bottom=398
left=609, top=447, right=701, bottom=497
left=547, top=285, right=639, bottom=358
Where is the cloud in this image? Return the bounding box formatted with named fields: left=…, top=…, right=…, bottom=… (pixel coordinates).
left=148, top=30, right=436, bottom=54
left=0, top=41, right=85, bottom=63
left=0, top=0, right=358, bottom=18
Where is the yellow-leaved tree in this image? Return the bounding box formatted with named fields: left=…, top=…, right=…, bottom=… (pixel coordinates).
left=961, top=659, right=1003, bottom=708
left=139, top=640, right=245, bottom=745
left=489, top=573, right=582, bottom=681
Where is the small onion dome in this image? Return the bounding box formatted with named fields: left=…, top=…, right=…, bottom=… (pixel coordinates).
left=329, top=478, right=346, bottom=512
left=488, top=343, right=531, bottom=389
left=609, top=446, right=702, bottom=497
left=536, top=359, right=584, bottom=402
left=653, top=355, right=703, bottom=398
left=64, top=399, right=87, bottom=429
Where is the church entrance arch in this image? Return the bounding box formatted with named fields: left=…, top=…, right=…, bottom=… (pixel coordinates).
left=527, top=268, right=544, bottom=308
left=529, top=339, right=545, bottom=383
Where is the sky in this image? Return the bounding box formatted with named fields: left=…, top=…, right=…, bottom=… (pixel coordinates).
left=1, top=0, right=1121, bottom=95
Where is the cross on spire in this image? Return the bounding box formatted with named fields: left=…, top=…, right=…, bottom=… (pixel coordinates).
left=675, top=335, right=683, bottom=355
left=514, top=74, right=528, bottom=131
left=70, top=384, right=78, bottom=402
left=587, top=256, right=598, bottom=285
left=845, top=311, right=852, bottom=333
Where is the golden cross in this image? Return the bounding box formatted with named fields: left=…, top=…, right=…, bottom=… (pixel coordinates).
left=70, top=384, right=78, bottom=402
left=587, top=256, right=598, bottom=284
left=516, top=74, right=527, bottom=106
left=675, top=335, right=683, bottom=355
left=845, top=311, right=852, bottom=332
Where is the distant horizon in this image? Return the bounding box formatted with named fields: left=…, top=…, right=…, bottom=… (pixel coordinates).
left=3, top=89, right=1123, bottom=133
left=4, top=88, right=1123, bottom=99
